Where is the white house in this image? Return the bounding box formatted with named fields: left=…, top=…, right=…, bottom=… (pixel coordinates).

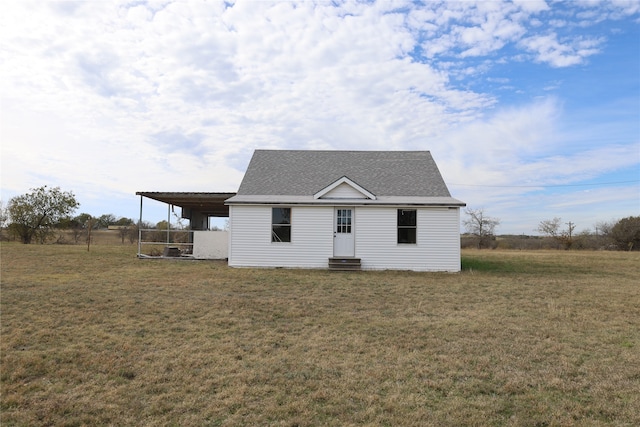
left=224, top=150, right=465, bottom=271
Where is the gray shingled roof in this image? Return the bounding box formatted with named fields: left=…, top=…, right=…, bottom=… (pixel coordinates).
left=235, top=150, right=452, bottom=197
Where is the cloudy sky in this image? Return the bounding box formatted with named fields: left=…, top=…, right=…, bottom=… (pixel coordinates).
left=1, top=0, right=639, bottom=234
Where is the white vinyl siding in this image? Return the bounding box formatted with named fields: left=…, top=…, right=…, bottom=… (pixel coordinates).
left=229, top=204, right=461, bottom=271
left=356, top=207, right=461, bottom=272
left=228, top=205, right=334, bottom=268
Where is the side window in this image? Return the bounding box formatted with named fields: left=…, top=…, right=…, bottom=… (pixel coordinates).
left=272, top=208, right=291, bottom=242
left=398, top=209, right=416, bottom=244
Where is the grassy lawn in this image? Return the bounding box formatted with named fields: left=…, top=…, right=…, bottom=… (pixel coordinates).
left=1, top=243, right=639, bottom=426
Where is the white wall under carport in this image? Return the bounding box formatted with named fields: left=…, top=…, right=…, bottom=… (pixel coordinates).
left=193, top=231, right=228, bottom=259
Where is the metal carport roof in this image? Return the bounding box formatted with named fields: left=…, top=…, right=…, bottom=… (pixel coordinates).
left=136, top=192, right=236, bottom=217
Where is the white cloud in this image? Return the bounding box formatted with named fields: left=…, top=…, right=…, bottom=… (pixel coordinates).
left=519, top=33, right=602, bottom=67
left=548, top=185, right=639, bottom=210
left=512, top=0, right=550, bottom=13
left=1, top=1, right=638, bottom=229
left=436, top=97, right=639, bottom=233
left=438, top=98, right=561, bottom=177
left=440, top=98, right=639, bottom=189
left=516, top=144, right=640, bottom=184
left=415, top=0, right=550, bottom=60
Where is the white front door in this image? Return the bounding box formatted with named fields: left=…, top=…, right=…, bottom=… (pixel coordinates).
left=334, top=208, right=355, bottom=257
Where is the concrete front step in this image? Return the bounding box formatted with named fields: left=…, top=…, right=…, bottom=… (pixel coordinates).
left=328, top=257, right=361, bottom=270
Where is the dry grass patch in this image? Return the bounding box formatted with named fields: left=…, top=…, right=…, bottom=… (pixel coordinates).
left=1, top=244, right=639, bottom=426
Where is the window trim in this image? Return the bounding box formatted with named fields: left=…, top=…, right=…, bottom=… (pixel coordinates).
left=397, top=209, right=417, bottom=244
left=271, top=207, right=292, bottom=243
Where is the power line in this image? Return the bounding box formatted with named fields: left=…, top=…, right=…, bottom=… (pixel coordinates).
left=447, top=180, right=640, bottom=188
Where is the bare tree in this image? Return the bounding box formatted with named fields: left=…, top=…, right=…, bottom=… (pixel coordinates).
left=595, top=220, right=615, bottom=237
left=128, top=223, right=139, bottom=244
left=86, top=216, right=95, bottom=252
left=0, top=200, right=8, bottom=240
left=463, top=208, right=500, bottom=249
left=537, top=217, right=561, bottom=238
left=537, top=217, right=574, bottom=249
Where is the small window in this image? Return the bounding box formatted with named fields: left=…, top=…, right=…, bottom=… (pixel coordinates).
left=272, top=208, right=291, bottom=242
left=398, top=209, right=416, bottom=244
left=336, top=209, right=352, bottom=233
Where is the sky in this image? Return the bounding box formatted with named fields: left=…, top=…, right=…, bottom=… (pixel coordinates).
left=1, top=0, right=639, bottom=235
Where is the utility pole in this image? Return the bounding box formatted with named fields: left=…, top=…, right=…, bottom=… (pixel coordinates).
left=566, top=221, right=575, bottom=241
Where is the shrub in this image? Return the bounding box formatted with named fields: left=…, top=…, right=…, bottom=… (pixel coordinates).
left=610, top=216, right=640, bottom=251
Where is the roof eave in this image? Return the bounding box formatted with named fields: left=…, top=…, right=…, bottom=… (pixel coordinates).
left=225, top=196, right=465, bottom=207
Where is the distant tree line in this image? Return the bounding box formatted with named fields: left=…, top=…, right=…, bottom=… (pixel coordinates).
left=0, top=186, right=186, bottom=245
left=462, top=208, right=639, bottom=251
left=1, top=187, right=638, bottom=250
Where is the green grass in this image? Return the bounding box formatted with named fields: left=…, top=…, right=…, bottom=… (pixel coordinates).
left=1, top=243, right=639, bottom=426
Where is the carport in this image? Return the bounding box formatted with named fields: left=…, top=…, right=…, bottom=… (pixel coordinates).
left=135, top=192, right=235, bottom=258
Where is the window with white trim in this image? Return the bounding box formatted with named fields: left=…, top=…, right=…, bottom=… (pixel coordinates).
left=272, top=208, right=291, bottom=242
left=398, top=209, right=416, bottom=244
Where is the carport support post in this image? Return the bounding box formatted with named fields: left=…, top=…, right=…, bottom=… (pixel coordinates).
left=138, top=195, right=143, bottom=257
left=167, top=203, right=171, bottom=245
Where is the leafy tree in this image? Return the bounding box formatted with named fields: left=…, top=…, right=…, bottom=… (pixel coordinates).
left=73, top=213, right=93, bottom=226
left=463, top=208, right=500, bottom=249
left=610, top=216, right=640, bottom=251
left=7, top=186, right=79, bottom=244
left=114, top=217, right=135, bottom=244
left=115, top=217, right=134, bottom=226
left=97, top=214, right=117, bottom=229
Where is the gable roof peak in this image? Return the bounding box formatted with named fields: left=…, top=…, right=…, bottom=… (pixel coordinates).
left=314, top=176, right=377, bottom=200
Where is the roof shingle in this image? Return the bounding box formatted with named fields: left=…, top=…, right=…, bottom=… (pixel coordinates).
left=236, top=150, right=452, bottom=197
